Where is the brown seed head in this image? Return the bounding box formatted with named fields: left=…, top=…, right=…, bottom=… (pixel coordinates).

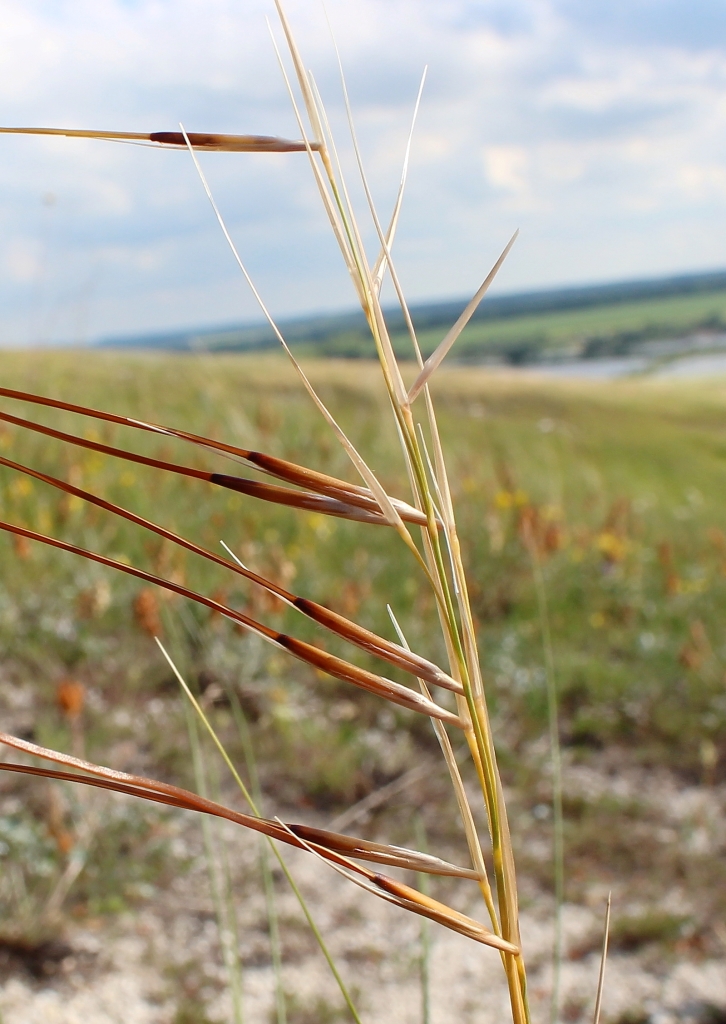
left=133, top=588, right=162, bottom=636
left=56, top=678, right=85, bottom=720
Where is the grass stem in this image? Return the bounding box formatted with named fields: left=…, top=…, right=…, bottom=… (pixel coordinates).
left=157, top=640, right=363, bottom=1024
left=524, top=528, right=564, bottom=1024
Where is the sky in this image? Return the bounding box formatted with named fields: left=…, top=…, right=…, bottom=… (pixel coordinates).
left=1, top=0, right=726, bottom=345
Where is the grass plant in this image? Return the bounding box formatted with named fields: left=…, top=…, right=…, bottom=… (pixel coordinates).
left=0, top=5, right=531, bottom=1020
left=1, top=7, right=726, bottom=1022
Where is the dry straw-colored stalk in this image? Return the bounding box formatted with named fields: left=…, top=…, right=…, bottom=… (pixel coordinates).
left=0, top=4, right=529, bottom=1021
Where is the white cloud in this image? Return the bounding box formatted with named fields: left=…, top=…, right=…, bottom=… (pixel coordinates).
left=483, top=146, right=530, bottom=193
left=3, top=238, right=43, bottom=283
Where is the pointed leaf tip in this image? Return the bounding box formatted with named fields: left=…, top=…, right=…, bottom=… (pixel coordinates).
left=408, top=229, right=519, bottom=403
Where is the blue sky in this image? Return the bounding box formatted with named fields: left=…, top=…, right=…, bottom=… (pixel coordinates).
left=1, top=0, right=726, bottom=344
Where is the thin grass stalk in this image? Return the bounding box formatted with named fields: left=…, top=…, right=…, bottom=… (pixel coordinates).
left=524, top=525, right=565, bottom=1024
left=415, top=523, right=504, bottom=892
left=266, top=27, right=366, bottom=309
left=186, top=706, right=245, bottom=1024
left=156, top=642, right=364, bottom=1024
left=277, top=24, right=531, bottom=1008
left=217, top=821, right=246, bottom=1022
left=312, top=42, right=522, bottom=917
left=308, top=57, right=517, bottom=959
left=386, top=605, right=499, bottom=930
left=269, top=23, right=408, bottom=410
left=225, top=686, right=287, bottom=1024
left=415, top=269, right=532, bottom=1024
left=593, top=894, right=612, bottom=1024
left=416, top=403, right=529, bottom=1020
left=323, top=30, right=428, bottom=373
left=390, top=506, right=529, bottom=1022
left=414, top=816, right=431, bottom=1024
left=259, top=832, right=287, bottom=1024
left=195, top=39, right=528, bottom=1007
left=284, top=68, right=395, bottom=387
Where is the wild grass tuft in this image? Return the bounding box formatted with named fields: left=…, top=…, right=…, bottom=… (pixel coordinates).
left=0, top=4, right=530, bottom=1018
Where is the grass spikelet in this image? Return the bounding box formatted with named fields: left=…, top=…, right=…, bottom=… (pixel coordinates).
left=0, top=519, right=460, bottom=723
left=0, top=125, right=319, bottom=152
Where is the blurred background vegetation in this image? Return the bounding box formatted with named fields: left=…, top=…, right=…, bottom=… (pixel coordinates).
left=1, top=349, right=725, bottom=993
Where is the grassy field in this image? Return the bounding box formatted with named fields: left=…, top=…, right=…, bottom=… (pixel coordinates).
left=1, top=350, right=726, bottom=1006
left=295, top=287, right=726, bottom=361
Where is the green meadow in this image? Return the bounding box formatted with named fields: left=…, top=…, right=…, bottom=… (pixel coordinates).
left=295, top=286, right=726, bottom=361
left=1, top=350, right=725, bottom=927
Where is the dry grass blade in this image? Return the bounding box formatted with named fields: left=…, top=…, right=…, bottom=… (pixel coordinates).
left=371, top=873, right=518, bottom=953
left=0, top=519, right=460, bottom=724
left=0, top=126, right=319, bottom=152
left=387, top=606, right=499, bottom=928
left=593, top=893, right=612, bottom=1024
left=276, top=818, right=518, bottom=954
left=204, top=474, right=398, bottom=524
left=408, top=229, right=519, bottom=403
left=268, top=34, right=363, bottom=303
left=372, top=67, right=427, bottom=293
left=286, top=824, right=479, bottom=879
left=0, top=749, right=513, bottom=953
left=270, top=18, right=409, bottom=411
left=272, top=0, right=325, bottom=146
left=326, top=29, right=426, bottom=370
left=0, top=743, right=470, bottom=882
left=286, top=597, right=462, bottom=694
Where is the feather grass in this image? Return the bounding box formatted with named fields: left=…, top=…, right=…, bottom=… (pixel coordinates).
left=0, top=4, right=535, bottom=1019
